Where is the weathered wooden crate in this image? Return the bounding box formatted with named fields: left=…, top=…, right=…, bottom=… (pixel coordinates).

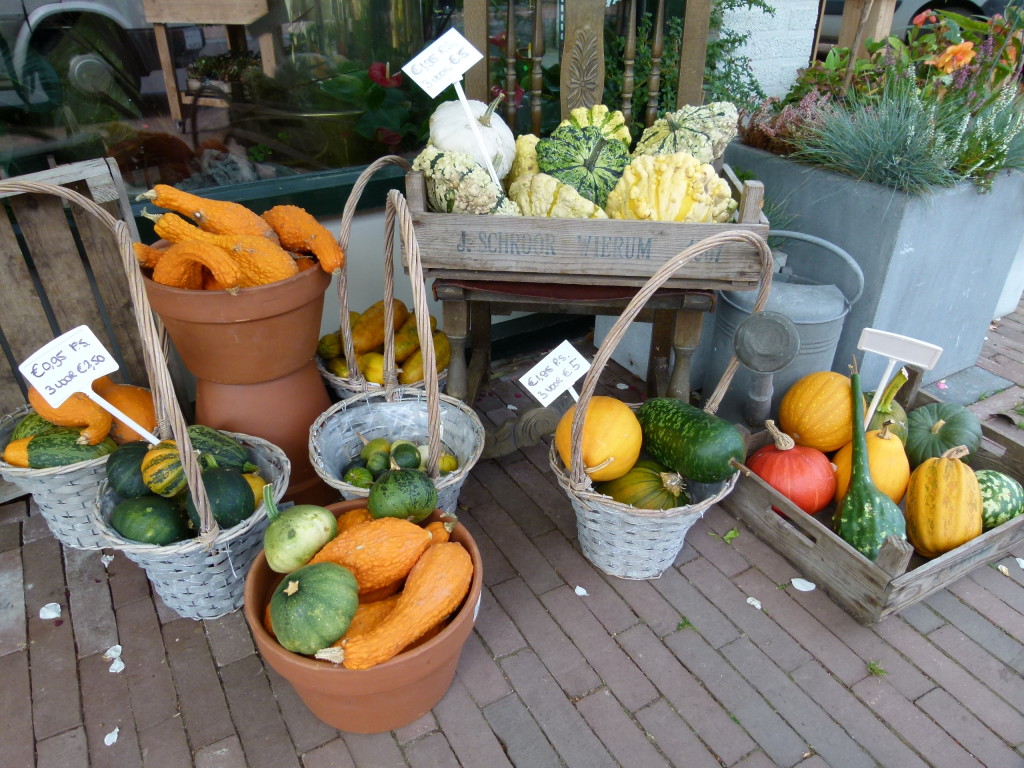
left=720, top=387, right=1024, bottom=625
left=404, top=166, right=768, bottom=290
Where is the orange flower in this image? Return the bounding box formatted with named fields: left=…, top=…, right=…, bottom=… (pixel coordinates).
left=925, top=41, right=976, bottom=73
left=912, top=9, right=937, bottom=25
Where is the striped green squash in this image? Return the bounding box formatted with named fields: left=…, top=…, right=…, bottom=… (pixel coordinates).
left=186, top=425, right=258, bottom=473
left=536, top=124, right=630, bottom=208
left=11, top=411, right=61, bottom=441
left=21, top=428, right=116, bottom=468
left=976, top=469, right=1024, bottom=530
left=141, top=441, right=187, bottom=497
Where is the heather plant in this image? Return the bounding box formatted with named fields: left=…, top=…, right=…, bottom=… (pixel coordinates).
left=739, top=5, right=1024, bottom=192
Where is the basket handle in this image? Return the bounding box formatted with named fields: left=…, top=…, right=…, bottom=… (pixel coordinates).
left=383, top=189, right=444, bottom=478
left=0, top=179, right=219, bottom=543
left=567, top=229, right=774, bottom=489
left=335, top=155, right=412, bottom=388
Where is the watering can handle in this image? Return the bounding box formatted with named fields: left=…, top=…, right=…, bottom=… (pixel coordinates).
left=769, top=230, right=865, bottom=307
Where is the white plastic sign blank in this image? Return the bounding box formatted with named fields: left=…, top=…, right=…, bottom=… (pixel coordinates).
left=520, top=340, right=591, bottom=407
left=402, top=28, right=483, bottom=98
left=20, top=325, right=119, bottom=407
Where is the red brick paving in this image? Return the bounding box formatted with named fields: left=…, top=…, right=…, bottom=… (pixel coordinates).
left=1, top=302, right=1024, bottom=765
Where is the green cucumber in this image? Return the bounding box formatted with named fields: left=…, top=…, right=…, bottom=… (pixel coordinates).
left=636, top=398, right=744, bottom=483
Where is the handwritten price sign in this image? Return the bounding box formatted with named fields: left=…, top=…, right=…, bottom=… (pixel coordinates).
left=19, top=326, right=159, bottom=444
left=402, top=28, right=483, bottom=99
left=519, top=340, right=591, bottom=407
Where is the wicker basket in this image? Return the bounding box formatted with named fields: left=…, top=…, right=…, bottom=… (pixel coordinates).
left=0, top=403, right=113, bottom=549
left=93, top=432, right=290, bottom=619
left=310, top=189, right=484, bottom=515
left=317, top=154, right=449, bottom=399
left=549, top=229, right=774, bottom=580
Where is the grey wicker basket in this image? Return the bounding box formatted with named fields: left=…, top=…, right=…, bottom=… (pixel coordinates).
left=310, top=189, right=484, bottom=515
left=93, top=431, right=290, bottom=619
left=550, top=229, right=774, bottom=580
left=0, top=403, right=112, bottom=549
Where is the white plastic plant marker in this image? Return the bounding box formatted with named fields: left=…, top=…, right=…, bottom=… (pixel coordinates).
left=18, top=325, right=160, bottom=445
left=519, top=340, right=591, bottom=407
left=857, top=328, right=943, bottom=427
left=401, top=29, right=499, bottom=185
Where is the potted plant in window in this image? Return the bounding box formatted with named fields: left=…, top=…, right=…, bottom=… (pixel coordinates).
left=725, top=8, right=1024, bottom=385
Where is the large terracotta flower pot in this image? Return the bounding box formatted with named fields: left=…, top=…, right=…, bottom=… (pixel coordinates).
left=144, top=266, right=336, bottom=505
left=243, top=500, right=484, bottom=733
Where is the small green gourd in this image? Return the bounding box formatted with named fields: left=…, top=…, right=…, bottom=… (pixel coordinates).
left=832, top=366, right=907, bottom=561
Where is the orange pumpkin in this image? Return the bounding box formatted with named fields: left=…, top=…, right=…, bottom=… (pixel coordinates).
left=99, top=383, right=157, bottom=444
left=778, top=371, right=860, bottom=453
left=555, top=396, right=642, bottom=482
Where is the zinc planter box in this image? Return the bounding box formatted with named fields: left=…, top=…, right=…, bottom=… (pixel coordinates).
left=720, top=389, right=1024, bottom=625
left=724, top=143, right=1024, bottom=386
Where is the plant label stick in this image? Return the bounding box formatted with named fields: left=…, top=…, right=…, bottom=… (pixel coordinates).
left=401, top=29, right=500, bottom=185
left=19, top=325, right=160, bottom=445
left=857, top=328, right=942, bottom=427
left=520, top=340, right=591, bottom=407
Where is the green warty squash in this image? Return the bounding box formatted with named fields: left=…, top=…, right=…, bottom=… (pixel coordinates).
left=412, top=145, right=522, bottom=215
left=536, top=124, right=630, bottom=208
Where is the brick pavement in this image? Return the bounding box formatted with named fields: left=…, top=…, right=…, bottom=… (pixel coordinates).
left=2, top=306, right=1024, bottom=766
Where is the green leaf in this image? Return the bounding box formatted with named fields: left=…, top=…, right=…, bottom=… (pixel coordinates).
left=723, top=528, right=739, bottom=543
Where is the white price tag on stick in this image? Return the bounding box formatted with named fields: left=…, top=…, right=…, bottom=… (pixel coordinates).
left=520, top=340, right=591, bottom=408
left=402, top=29, right=501, bottom=185
left=402, top=27, right=483, bottom=99
left=19, top=326, right=160, bottom=444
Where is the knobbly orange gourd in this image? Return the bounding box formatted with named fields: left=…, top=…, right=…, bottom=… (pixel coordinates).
left=832, top=421, right=910, bottom=505
left=316, top=541, right=473, bottom=669
left=332, top=593, right=402, bottom=644
left=308, top=517, right=433, bottom=593
left=152, top=241, right=242, bottom=291
left=905, top=445, right=983, bottom=558
left=779, top=371, right=859, bottom=453
left=142, top=211, right=299, bottom=287
left=555, top=395, right=643, bottom=482
left=261, top=204, right=345, bottom=273
left=335, top=506, right=373, bottom=533
left=138, top=184, right=279, bottom=241
left=132, top=241, right=165, bottom=269
left=2, top=437, right=31, bottom=467
left=27, top=386, right=112, bottom=445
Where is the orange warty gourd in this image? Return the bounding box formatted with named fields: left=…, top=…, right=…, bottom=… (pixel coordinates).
left=308, top=517, right=433, bottom=593
left=3, top=437, right=31, bottom=467
left=27, top=386, right=112, bottom=445
left=138, top=184, right=279, bottom=241
left=778, top=371, right=859, bottom=453
left=132, top=241, right=164, bottom=269
left=905, top=445, right=983, bottom=558
left=152, top=241, right=242, bottom=291
left=335, top=506, right=373, bottom=533
left=261, top=204, right=346, bottom=273
left=832, top=421, right=910, bottom=505
left=316, top=541, right=473, bottom=669
left=350, top=299, right=410, bottom=355
left=331, top=593, right=402, bottom=645
left=555, top=395, right=642, bottom=482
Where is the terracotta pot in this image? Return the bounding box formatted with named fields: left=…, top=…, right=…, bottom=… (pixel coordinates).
left=144, top=266, right=331, bottom=385
left=243, top=501, right=484, bottom=733
left=145, top=266, right=336, bottom=506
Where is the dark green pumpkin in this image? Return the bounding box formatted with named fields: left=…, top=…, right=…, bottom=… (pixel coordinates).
left=536, top=124, right=630, bottom=207
left=367, top=467, right=438, bottom=523
left=833, top=370, right=907, bottom=561
left=106, top=441, right=152, bottom=498
left=269, top=562, right=359, bottom=655
left=595, top=459, right=688, bottom=509
left=185, top=465, right=256, bottom=530
left=636, top=398, right=744, bottom=483
left=23, top=429, right=117, bottom=468
left=905, top=402, right=982, bottom=468
left=11, top=411, right=60, bottom=441
left=186, top=424, right=259, bottom=473
left=976, top=469, right=1024, bottom=530
left=109, top=495, right=193, bottom=545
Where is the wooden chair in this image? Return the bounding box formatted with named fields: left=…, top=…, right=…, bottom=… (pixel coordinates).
left=427, top=0, right=760, bottom=454
left=0, top=158, right=181, bottom=501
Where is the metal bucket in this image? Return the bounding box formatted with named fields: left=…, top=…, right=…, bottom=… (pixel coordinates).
left=701, top=231, right=864, bottom=423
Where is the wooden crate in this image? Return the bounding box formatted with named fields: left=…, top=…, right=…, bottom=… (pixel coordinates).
left=404, top=166, right=768, bottom=291
left=720, top=392, right=1024, bottom=625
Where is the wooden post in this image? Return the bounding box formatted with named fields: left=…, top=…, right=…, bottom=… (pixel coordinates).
left=560, top=0, right=605, bottom=117
left=463, top=0, right=489, bottom=102
left=677, top=0, right=711, bottom=107
left=838, top=0, right=898, bottom=59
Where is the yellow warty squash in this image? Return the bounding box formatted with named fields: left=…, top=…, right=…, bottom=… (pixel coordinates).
left=605, top=152, right=737, bottom=223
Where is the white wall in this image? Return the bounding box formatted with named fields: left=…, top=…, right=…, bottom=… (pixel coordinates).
left=319, top=208, right=443, bottom=335
left=723, top=0, right=820, bottom=98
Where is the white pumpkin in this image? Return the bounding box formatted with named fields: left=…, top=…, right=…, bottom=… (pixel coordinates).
left=429, top=96, right=516, bottom=181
